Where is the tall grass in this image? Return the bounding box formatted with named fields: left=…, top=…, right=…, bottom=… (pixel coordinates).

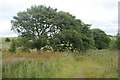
left=0, top=37, right=2, bottom=79
left=2, top=50, right=118, bottom=78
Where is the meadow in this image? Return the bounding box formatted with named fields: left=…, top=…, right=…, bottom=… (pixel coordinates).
left=1, top=37, right=118, bottom=78
left=0, top=38, right=2, bottom=79
left=1, top=4, right=119, bottom=78
left=2, top=49, right=118, bottom=78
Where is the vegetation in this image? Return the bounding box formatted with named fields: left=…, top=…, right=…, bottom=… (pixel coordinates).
left=116, top=33, right=120, bottom=50
left=91, top=29, right=111, bottom=50
left=2, top=5, right=118, bottom=78
left=9, top=39, right=16, bottom=53
left=2, top=50, right=118, bottom=78
left=11, top=5, right=94, bottom=53
left=109, top=34, right=120, bottom=50
left=109, top=36, right=117, bottom=50
left=5, top=38, right=11, bottom=42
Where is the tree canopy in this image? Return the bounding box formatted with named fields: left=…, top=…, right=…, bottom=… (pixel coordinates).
left=11, top=5, right=110, bottom=53
left=91, top=28, right=110, bottom=50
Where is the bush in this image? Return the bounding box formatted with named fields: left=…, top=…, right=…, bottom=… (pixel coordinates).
left=116, top=34, right=120, bottom=50
left=92, top=29, right=111, bottom=50
left=109, top=37, right=117, bottom=50
left=5, top=38, right=10, bottom=42
left=18, top=47, right=30, bottom=53
left=9, top=39, right=16, bottom=53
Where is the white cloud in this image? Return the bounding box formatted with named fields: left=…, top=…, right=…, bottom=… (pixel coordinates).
left=0, top=0, right=119, bottom=37
left=0, top=21, right=18, bottom=37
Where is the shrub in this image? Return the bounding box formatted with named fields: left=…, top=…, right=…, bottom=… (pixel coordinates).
left=5, top=38, right=10, bottom=42
left=9, top=39, right=16, bottom=53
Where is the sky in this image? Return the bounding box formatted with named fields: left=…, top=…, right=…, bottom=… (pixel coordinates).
left=0, top=0, right=119, bottom=37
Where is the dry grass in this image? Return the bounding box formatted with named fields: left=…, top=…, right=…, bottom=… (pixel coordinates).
left=2, top=50, right=118, bottom=78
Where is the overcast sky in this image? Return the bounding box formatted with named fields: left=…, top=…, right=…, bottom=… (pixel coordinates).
left=0, top=0, right=119, bottom=37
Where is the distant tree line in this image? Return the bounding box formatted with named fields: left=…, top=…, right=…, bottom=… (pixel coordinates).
left=9, top=5, right=118, bottom=53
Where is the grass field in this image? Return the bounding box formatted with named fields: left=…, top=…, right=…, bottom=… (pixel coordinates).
left=2, top=50, right=118, bottom=78
left=0, top=38, right=2, bottom=79
left=1, top=37, right=118, bottom=78
left=1, top=37, right=11, bottom=51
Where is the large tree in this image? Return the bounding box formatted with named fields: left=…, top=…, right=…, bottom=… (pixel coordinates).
left=11, top=5, right=94, bottom=53
left=11, top=5, right=58, bottom=52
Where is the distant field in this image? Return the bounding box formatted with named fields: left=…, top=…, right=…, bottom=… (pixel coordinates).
left=1, top=37, right=16, bottom=51
left=2, top=50, right=118, bottom=78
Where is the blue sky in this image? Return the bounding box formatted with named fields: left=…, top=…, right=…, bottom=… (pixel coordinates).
left=0, top=0, right=119, bottom=37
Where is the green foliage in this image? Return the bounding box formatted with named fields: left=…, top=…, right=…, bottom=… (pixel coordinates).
left=109, top=36, right=117, bottom=50
left=9, top=37, right=31, bottom=53
left=116, top=33, right=120, bottom=50
left=11, top=5, right=57, bottom=37
left=19, top=47, right=30, bottom=53
left=109, top=33, right=120, bottom=50
left=5, top=38, right=11, bottom=42
left=12, top=5, right=117, bottom=53
left=11, top=5, right=57, bottom=52
left=50, top=30, right=82, bottom=52
left=11, top=5, right=94, bottom=52
left=92, top=29, right=111, bottom=50
left=42, top=46, right=53, bottom=52
left=31, top=35, right=48, bottom=53
left=9, top=39, right=16, bottom=53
